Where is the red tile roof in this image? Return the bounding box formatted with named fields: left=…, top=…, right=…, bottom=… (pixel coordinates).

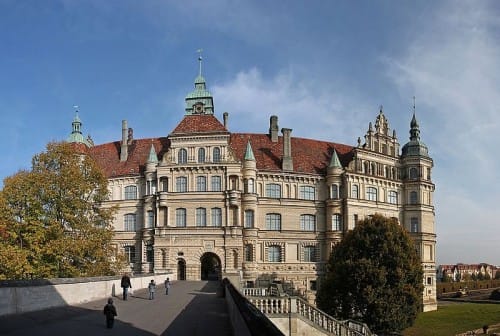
left=170, top=115, right=228, bottom=135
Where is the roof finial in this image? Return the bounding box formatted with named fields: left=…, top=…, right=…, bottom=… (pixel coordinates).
left=197, top=49, right=203, bottom=76
left=379, top=104, right=383, bottom=113
left=73, top=105, right=79, bottom=115
left=412, top=96, right=416, bottom=115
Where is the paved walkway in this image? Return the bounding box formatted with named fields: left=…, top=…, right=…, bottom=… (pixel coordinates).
left=0, top=281, right=233, bottom=336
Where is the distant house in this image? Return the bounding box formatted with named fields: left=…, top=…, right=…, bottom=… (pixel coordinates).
left=437, top=263, right=498, bottom=282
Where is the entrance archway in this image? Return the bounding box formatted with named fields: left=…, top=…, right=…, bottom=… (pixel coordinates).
left=200, top=252, right=221, bottom=280
left=177, top=259, right=186, bottom=280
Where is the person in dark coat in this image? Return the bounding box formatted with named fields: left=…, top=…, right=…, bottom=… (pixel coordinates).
left=103, top=298, right=117, bottom=329
left=164, top=277, right=171, bottom=295
left=121, top=274, right=132, bottom=300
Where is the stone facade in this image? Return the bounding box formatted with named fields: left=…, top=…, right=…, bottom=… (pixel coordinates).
left=67, top=63, right=437, bottom=311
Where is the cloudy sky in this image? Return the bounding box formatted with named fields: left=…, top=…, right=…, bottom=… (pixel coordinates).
left=1, top=0, right=498, bottom=265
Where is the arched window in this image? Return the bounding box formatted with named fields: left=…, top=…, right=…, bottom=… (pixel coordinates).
left=196, top=208, right=207, bottom=227
left=198, top=148, right=205, bottom=163
left=303, top=246, right=316, bottom=262
left=196, top=176, right=207, bottom=192
left=332, top=214, right=342, bottom=231
left=266, top=184, right=281, bottom=198
left=124, top=214, right=136, bottom=231
left=178, top=148, right=187, bottom=164
left=351, top=185, right=359, bottom=199
left=388, top=191, right=398, bottom=204
left=176, top=176, right=187, bottom=192
left=176, top=208, right=186, bottom=227
left=245, top=178, right=255, bottom=193
left=244, top=210, right=254, bottom=228
left=211, top=208, right=222, bottom=227
left=265, top=213, right=281, bottom=230
left=409, top=167, right=418, bottom=179
left=410, top=191, right=418, bottom=204
left=267, top=245, right=282, bottom=262
left=300, top=214, right=316, bottom=231
left=124, top=185, right=137, bottom=200
left=371, top=162, right=377, bottom=175
left=366, top=187, right=377, bottom=201
left=213, top=147, right=221, bottom=163
left=331, top=185, right=339, bottom=199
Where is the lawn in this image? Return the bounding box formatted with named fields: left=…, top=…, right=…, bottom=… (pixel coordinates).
left=403, top=303, right=500, bottom=336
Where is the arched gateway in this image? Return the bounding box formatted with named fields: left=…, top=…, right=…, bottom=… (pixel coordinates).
left=177, top=259, right=186, bottom=280
left=200, top=252, right=221, bottom=280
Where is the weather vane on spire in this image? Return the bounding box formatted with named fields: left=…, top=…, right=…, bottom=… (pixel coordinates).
left=73, top=105, right=79, bottom=115
left=413, top=96, right=416, bottom=115
left=196, top=49, right=203, bottom=76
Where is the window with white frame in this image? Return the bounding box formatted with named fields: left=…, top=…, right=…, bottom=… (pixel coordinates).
left=331, top=185, right=339, bottom=199
left=211, top=207, right=222, bottom=227
left=300, top=214, right=316, bottom=231
left=267, top=245, right=282, bottom=262
left=266, top=183, right=281, bottom=198
left=410, top=191, right=418, bottom=204
left=198, top=148, right=205, bottom=163
left=244, top=244, right=253, bottom=262
left=332, top=214, right=342, bottom=231
left=388, top=191, right=398, bottom=204
left=124, top=246, right=136, bottom=263
left=244, top=210, right=254, bottom=228
left=147, top=210, right=154, bottom=228
left=265, top=213, right=281, bottom=230
left=196, top=208, right=207, bottom=227
left=299, top=186, right=315, bottom=200
left=176, top=208, right=186, bottom=227
left=178, top=148, right=187, bottom=164
left=176, top=176, right=187, bottom=192
left=351, top=184, right=359, bottom=199
left=196, top=176, right=207, bottom=192
left=411, top=217, right=419, bottom=232
left=213, top=147, right=221, bottom=163
left=124, top=214, right=136, bottom=231
left=303, top=245, right=316, bottom=262
left=211, top=176, right=222, bottom=191
left=366, top=187, right=377, bottom=201
left=124, top=185, right=137, bottom=200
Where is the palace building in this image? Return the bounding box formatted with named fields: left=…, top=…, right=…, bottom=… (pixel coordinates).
left=67, top=60, right=437, bottom=311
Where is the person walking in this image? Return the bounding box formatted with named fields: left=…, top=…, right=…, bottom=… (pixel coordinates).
left=103, top=298, right=117, bottom=329
left=164, top=277, right=171, bottom=295
left=148, top=279, right=156, bottom=300
left=121, top=273, right=132, bottom=300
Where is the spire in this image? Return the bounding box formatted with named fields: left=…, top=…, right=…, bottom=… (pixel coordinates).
left=185, top=50, right=214, bottom=115
left=409, top=97, right=420, bottom=141
left=244, top=141, right=255, bottom=161
left=147, top=142, right=158, bottom=163
left=402, top=96, right=428, bottom=157
left=67, top=106, right=92, bottom=147
left=329, top=149, right=342, bottom=169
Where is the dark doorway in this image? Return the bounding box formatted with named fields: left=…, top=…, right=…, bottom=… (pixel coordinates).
left=200, top=252, right=221, bottom=280
left=177, top=259, right=186, bottom=280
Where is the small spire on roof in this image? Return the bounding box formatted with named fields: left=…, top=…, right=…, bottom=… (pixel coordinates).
left=244, top=141, right=255, bottom=161
left=147, top=141, right=158, bottom=163
left=329, top=149, right=342, bottom=169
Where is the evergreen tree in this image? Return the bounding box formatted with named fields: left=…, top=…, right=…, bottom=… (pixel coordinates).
left=316, top=214, right=423, bottom=335
left=0, top=142, right=123, bottom=279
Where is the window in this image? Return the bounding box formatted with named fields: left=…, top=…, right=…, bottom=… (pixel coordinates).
left=211, top=176, right=222, bottom=191
left=124, top=246, right=135, bottom=263
left=178, top=148, right=187, bottom=164
left=245, top=178, right=255, bottom=193
left=351, top=185, right=359, bottom=199
left=427, top=277, right=432, bottom=285
left=160, top=177, right=168, bottom=192
left=124, top=214, right=136, bottom=231
left=146, top=180, right=157, bottom=195
left=146, top=244, right=154, bottom=262
left=211, top=208, right=222, bottom=227
left=176, top=208, right=186, bottom=227
left=265, top=213, right=281, bottom=230
left=309, top=280, right=317, bottom=291
left=244, top=210, right=254, bottom=228
left=410, top=191, right=418, bottom=204
left=366, top=187, right=377, bottom=201
left=147, top=211, right=154, bottom=228
left=332, top=214, right=342, bottom=231
left=196, top=176, right=207, bottom=192
left=411, top=217, right=419, bottom=232
left=300, top=215, right=316, bottom=231
left=196, top=208, right=207, bottom=227
left=213, top=147, right=221, bottom=163
left=409, top=167, right=418, bottom=179
left=267, top=245, right=282, bottom=262
left=124, top=185, right=137, bottom=200
left=303, top=246, right=316, bottom=262
left=198, top=148, right=205, bottom=163
left=331, top=185, right=339, bottom=199
left=266, top=184, right=281, bottom=198
left=244, top=244, right=253, bottom=262
left=299, top=186, right=315, bottom=200
left=176, top=177, right=187, bottom=192
left=388, top=191, right=398, bottom=204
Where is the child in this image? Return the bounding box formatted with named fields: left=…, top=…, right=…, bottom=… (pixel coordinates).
left=164, top=277, right=171, bottom=295
left=148, top=279, right=156, bottom=300
left=103, top=298, right=117, bottom=329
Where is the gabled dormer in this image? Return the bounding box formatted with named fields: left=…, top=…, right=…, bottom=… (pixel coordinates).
left=361, top=107, right=399, bottom=157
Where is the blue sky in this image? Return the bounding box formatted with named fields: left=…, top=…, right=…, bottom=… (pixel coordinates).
left=1, top=0, right=499, bottom=265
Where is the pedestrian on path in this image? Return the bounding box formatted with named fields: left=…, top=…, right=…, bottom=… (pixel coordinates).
left=164, top=277, right=171, bottom=295
left=103, top=298, right=117, bottom=329
left=148, top=279, right=156, bottom=300
left=121, top=273, right=132, bottom=300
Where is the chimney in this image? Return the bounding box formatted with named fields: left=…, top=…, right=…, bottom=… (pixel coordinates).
left=269, top=115, right=279, bottom=142
left=281, top=128, right=293, bottom=171
left=223, top=112, right=228, bottom=129
left=120, top=120, right=128, bottom=162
